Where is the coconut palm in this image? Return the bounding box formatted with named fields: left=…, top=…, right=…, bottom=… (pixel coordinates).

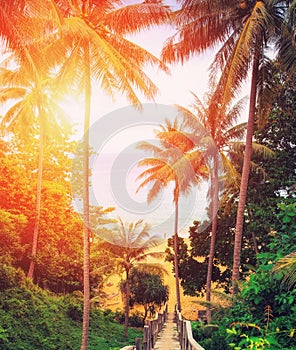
left=0, top=46, right=70, bottom=280
left=137, top=119, right=207, bottom=311
left=137, top=155, right=184, bottom=311
left=179, top=92, right=274, bottom=317
left=0, top=0, right=66, bottom=281
left=177, top=91, right=247, bottom=322
left=47, top=2, right=170, bottom=348
left=162, top=0, right=294, bottom=291
left=100, top=218, right=165, bottom=337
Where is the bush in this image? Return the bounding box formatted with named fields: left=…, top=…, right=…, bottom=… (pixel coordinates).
left=192, top=321, right=228, bottom=350
left=114, top=309, right=125, bottom=324
left=112, top=309, right=144, bottom=327
left=66, top=302, right=83, bottom=322
left=0, top=264, right=25, bottom=291
left=129, top=311, right=144, bottom=327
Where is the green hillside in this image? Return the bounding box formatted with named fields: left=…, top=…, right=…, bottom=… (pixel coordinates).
left=0, top=265, right=142, bottom=350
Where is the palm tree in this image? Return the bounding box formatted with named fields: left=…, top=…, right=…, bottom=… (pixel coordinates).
left=47, top=2, right=170, bottom=348
left=0, top=0, right=65, bottom=280
left=161, top=0, right=294, bottom=291
left=137, top=119, right=207, bottom=311
left=177, top=91, right=247, bottom=322
left=100, top=218, right=165, bottom=337
left=0, top=48, right=69, bottom=279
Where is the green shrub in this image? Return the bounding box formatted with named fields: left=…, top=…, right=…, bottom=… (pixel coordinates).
left=114, top=309, right=125, bottom=324
left=129, top=311, right=144, bottom=327
left=0, top=264, right=25, bottom=291
left=66, top=301, right=83, bottom=322
left=192, top=321, right=228, bottom=350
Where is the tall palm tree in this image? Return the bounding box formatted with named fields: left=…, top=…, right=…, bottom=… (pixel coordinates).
left=48, top=2, right=170, bottom=348
left=0, top=0, right=64, bottom=280
left=0, top=48, right=69, bottom=279
left=100, top=218, right=165, bottom=338
left=177, top=91, right=247, bottom=322
left=137, top=119, right=207, bottom=311
left=161, top=0, right=294, bottom=291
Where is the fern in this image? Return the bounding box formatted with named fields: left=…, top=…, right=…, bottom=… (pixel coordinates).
left=264, top=305, right=273, bottom=333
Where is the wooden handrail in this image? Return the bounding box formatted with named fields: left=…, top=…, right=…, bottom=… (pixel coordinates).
left=176, top=307, right=205, bottom=350
left=120, top=303, right=168, bottom=350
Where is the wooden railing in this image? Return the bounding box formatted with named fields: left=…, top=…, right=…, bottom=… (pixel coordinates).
left=176, top=308, right=205, bottom=350
left=120, top=303, right=168, bottom=350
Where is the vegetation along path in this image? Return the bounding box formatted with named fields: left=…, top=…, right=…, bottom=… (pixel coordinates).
left=153, top=313, right=180, bottom=350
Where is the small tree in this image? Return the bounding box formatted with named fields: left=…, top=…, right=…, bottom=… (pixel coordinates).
left=121, top=268, right=169, bottom=323
left=100, top=218, right=165, bottom=337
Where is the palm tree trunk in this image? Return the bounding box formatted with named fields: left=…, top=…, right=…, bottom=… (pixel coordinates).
left=27, top=112, right=44, bottom=279
left=124, top=269, right=130, bottom=338
left=80, top=43, right=91, bottom=350
left=205, top=154, right=219, bottom=323
left=232, top=50, right=260, bottom=292
left=174, top=195, right=181, bottom=311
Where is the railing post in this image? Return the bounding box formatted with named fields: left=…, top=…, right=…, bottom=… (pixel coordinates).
left=182, top=320, right=186, bottom=350
left=143, top=324, right=149, bottom=350
left=151, top=320, right=155, bottom=349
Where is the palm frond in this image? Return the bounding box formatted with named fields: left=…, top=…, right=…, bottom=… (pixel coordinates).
left=104, top=2, right=171, bottom=35
left=135, top=262, right=168, bottom=276
left=105, top=33, right=169, bottom=73
left=209, top=31, right=239, bottom=85
left=136, top=141, right=163, bottom=154
left=222, top=123, right=247, bottom=145
left=222, top=96, right=248, bottom=130
left=162, top=2, right=235, bottom=63
left=0, top=87, right=27, bottom=104
left=1, top=95, right=35, bottom=129
left=273, top=251, right=296, bottom=289
left=251, top=142, right=275, bottom=159
left=220, top=152, right=241, bottom=189
left=147, top=180, right=163, bottom=203
left=256, top=57, right=279, bottom=130
left=176, top=104, right=201, bottom=131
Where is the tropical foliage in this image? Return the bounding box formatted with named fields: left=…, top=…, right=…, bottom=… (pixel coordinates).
left=162, top=0, right=296, bottom=289
left=0, top=265, right=142, bottom=350
left=121, top=268, right=169, bottom=323
left=0, top=0, right=295, bottom=349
